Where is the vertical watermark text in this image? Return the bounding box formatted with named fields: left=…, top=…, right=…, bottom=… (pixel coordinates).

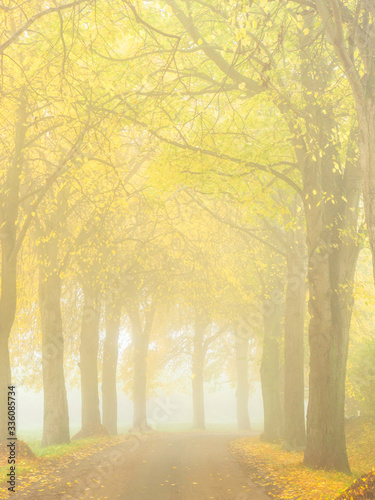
left=7, top=385, right=17, bottom=493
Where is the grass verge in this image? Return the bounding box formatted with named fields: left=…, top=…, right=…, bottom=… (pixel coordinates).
left=0, top=434, right=120, bottom=492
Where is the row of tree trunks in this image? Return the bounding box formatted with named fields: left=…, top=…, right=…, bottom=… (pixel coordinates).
left=190, top=315, right=251, bottom=432
left=258, top=210, right=307, bottom=449
left=159, top=0, right=365, bottom=472
left=39, top=257, right=125, bottom=442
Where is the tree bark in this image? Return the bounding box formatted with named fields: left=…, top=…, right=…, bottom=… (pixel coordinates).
left=0, top=334, right=12, bottom=442
left=0, top=252, right=16, bottom=442
left=133, top=329, right=149, bottom=430
left=260, top=297, right=283, bottom=442
left=283, top=212, right=307, bottom=450
left=191, top=313, right=208, bottom=430
left=0, top=93, right=26, bottom=441
left=304, top=230, right=359, bottom=471
left=102, top=300, right=122, bottom=435
left=39, top=267, right=70, bottom=447
left=128, top=301, right=155, bottom=430
left=302, top=126, right=361, bottom=472
left=79, top=287, right=101, bottom=429
left=235, top=337, right=251, bottom=431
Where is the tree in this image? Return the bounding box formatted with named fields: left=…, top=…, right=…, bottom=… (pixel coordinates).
left=119, top=0, right=362, bottom=470
left=283, top=201, right=307, bottom=450
left=102, top=299, right=122, bottom=435
left=79, top=284, right=102, bottom=432
left=314, top=0, right=375, bottom=284
left=126, top=283, right=156, bottom=431
left=36, top=194, right=70, bottom=447
left=0, top=0, right=94, bottom=441
left=234, top=335, right=252, bottom=431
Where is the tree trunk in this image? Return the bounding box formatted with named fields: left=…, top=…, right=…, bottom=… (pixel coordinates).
left=283, top=217, right=307, bottom=450
left=0, top=334, right=12, bottom=442
left=80, top=287, right=101, bottom=430
left=0, top=93, right=27, bottom=442
left=235, top=337, right=251, bottom=431
left=128, top=302, right=155, bottom=430
left=260, top=297, right=283, bottom=442
left=0, top=255, right=16, bottom=442
left=102, top=300, right=122, bottom=435
left=304, top=239, right=359, bottom=472
left=314, top=1, right=375, bottom=286
left=191, top=313, right=207, bottom=430
left=133, top=331, right=148, bottom=429
left=303, top=132, right=361, bottom=472
left=39, top=268, right=70, bottom=447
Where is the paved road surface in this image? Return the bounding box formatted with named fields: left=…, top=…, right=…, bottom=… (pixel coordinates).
left=115, top=433, right=270, bottom=500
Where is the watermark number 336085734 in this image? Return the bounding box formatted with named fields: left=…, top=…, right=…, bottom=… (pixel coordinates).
left=7, top=386, right=17, bottom=493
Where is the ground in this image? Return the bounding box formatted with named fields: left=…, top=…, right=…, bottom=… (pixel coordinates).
left=231, top=417, right=375, bottom=500
left=0, top=432, right=270, bottom=499
left=1, top=419, right=375, bottom=499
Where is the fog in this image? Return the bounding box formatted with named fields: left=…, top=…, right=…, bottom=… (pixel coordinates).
left=16, top=386, right=266, bottom=437
left=1, top=1, right=375, bottom=498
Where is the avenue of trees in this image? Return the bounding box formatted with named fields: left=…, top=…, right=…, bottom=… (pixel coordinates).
left=1, top=0, right=375, bottom=475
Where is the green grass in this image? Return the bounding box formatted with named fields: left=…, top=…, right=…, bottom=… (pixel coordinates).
left=0, top=434, right=111, bottom=485
left=31, top=435, right=108, bottom=458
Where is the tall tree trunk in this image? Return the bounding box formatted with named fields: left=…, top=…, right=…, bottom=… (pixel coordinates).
left=192, top=313, right=207, bottom=430
left=260, top=297, right=283, bottom=442
left=303, top=129, right=361, bottom=472
left=133, top=327, right=148, bottom=430
left=102, top=300, right=122, bottom=435
left=80, top=287, right=101, bottom=430
left=235, top=337, right=251, bottom=431
left=0, top=332, right=12, bottom=442
left=39, top=267, right=70, bottom=447
left=283, top=215, right=307, bottom=450
left=0, top=93, right=26, bottom=441
left=304, top=236, right=359, bottom=471
left=128, top=302, right=155, bottom=430
left=0, top=254, right=17, bottom=442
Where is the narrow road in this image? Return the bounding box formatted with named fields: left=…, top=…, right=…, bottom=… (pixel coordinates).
left=113, top=433, right=270, bottom=500
left=9, top=432, right=271, bottom=499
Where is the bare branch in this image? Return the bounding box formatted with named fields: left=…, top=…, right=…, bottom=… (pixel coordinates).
left=118, top=111, right=303, bottom=195
left=164, top=0, right=264, bottom=95
left=123, top=1, right=180, bottom=40
left=0, top=0, right=90, bottom=53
